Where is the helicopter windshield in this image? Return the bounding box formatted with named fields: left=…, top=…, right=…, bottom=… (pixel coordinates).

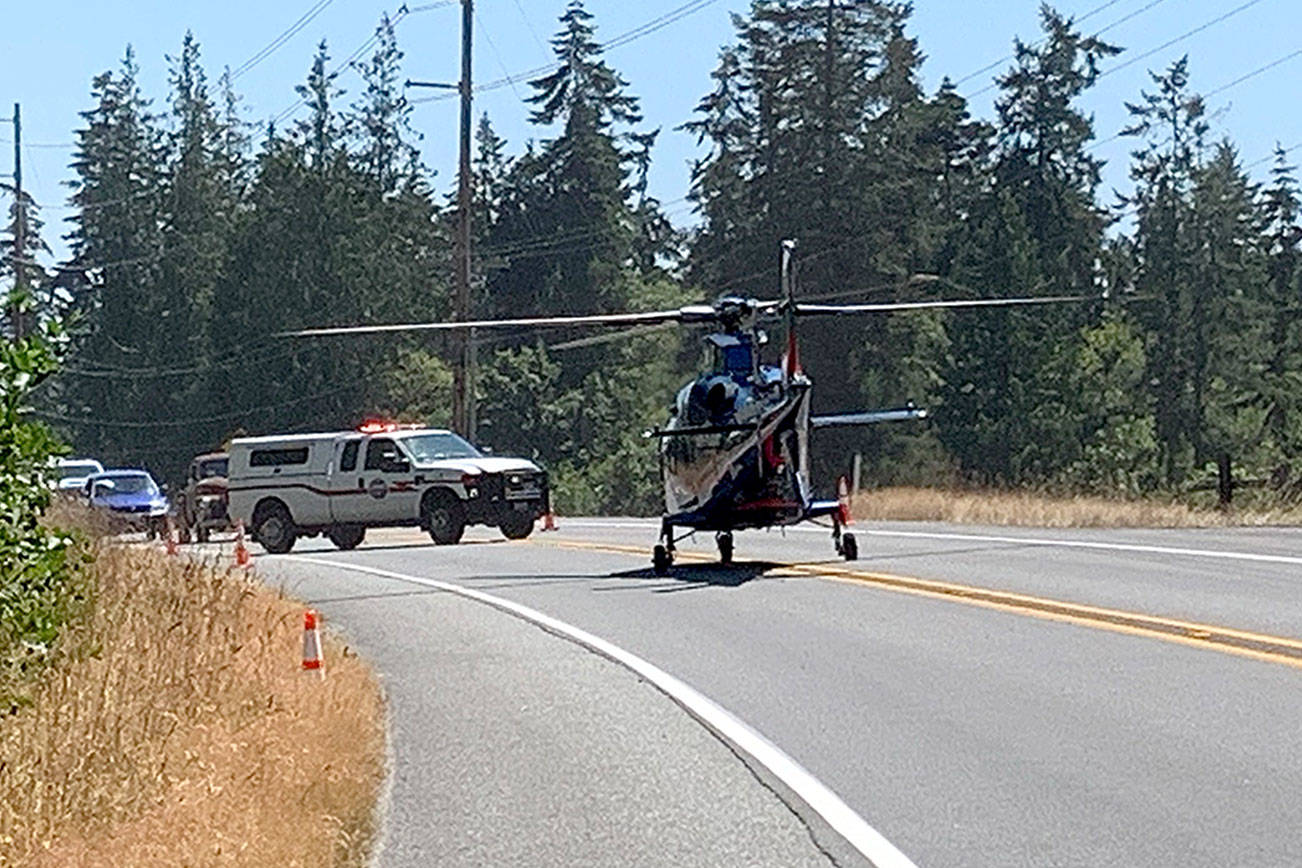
left=711, top=336, right=754, bottom=377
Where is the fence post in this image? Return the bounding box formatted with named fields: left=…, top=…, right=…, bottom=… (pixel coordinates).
left=1217, top=452, right=1233, bottom=509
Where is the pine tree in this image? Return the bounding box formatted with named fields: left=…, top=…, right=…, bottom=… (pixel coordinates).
left=492, top=0, right=645, bottom=318
left=0, top=187, right=51, bottom=334
left=1190, top=143, right=1268, bottom=474
left=1122, top=56, right=1208, bottom=484
left=63, top=46, right=168, bottom=465
left=940, top=6, right=1117, bottom=484
left=156, top=34, right=232, bottom=453
left=685, top=1, right=960, bottom=484
left=1258, top=146, right=1302, bottom=488
left=352, top=14, right=421, bottom=193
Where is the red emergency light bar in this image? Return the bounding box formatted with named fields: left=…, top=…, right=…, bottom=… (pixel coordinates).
left=358, top=419, right=425, bottom=434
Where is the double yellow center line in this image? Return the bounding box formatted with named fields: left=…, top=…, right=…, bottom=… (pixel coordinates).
left=537, top=538, right=1302, bottom=671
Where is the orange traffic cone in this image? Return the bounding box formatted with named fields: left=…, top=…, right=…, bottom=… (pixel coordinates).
left=234, top=520, right=251, bottom=568
left=165, top=518, right=179, bottom=556
left=837, top=476, right=854, bottom=526
left=302, top=610, right=323, bottom=673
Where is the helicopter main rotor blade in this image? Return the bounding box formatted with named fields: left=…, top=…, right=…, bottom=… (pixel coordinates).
left=794, top=294, right=1096, bottom=316
left=280, top=306, right=717, bottom=339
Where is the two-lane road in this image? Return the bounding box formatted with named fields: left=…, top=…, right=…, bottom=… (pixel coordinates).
left=251, top=519, right=1302, bottom=866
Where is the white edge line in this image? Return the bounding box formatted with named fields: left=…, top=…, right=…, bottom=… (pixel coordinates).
left=558, top=520, right=1302, bottom=567
left=288, top=554, right=918, bottom=868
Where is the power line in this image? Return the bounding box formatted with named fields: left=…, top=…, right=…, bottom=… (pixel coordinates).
left=1096, top=0, right=1272, bottom=82
left=230, top=0, right=337, bottom=81
left=59, top=339, right=328, bottom=380
left=475, top=10, right=524, bottom=102
left=33, top=381, right=360, bottom=430
left=412, top=0, right=725, bottom=106
left=0, top=137, right=72, bottom=149
left=951, top=0, right=1131, bottom=87
left=1205, top=45, right=1302, bottom=99
left=270, top=2, right=455, bottom=126
left=1245, top=139, right=1302, bottom=172
left=1091, top=43, right=1302, bottom=152
left=509, top=0, right=550, bottom=55
left=965, top=0, right=1174, bottom=99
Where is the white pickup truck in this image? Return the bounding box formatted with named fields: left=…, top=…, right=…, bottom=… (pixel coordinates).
left=227, top=424, right=548, bottom=553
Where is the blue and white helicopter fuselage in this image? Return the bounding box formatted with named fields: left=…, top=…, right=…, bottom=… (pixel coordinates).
left=647, top=326, right=924, bottom=573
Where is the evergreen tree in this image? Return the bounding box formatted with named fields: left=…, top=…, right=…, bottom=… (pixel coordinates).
left=63, top=47, right=168, bottom=465
left=1190, top=143, right=1268, bottom=473
left=1258, top=146, right=1302, bottom=488
left=352, top=14, right=421, bottom=193
left=941, top=5, right=1117, bottom=483
left=489, top=0, right=645, bottom=319
left=685, top=1, right=960, bottom=484
left=0, top=187, right=52, bottom=334
left=1122, top=56, right=1209, bottom=484
left=156, top=33, right=231, bottom=448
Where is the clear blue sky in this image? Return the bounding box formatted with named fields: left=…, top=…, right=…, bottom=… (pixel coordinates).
left=2, top=0, right=1299, bottom=265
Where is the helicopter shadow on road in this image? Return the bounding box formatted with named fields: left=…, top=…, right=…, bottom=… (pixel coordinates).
left=602, top=560, right=785, bottom=594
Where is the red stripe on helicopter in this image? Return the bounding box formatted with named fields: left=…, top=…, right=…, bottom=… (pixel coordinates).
left=734, top=498, right=803, bottom=511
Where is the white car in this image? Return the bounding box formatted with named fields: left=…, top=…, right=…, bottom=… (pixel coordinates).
left=55, top=458, right=105, bottom=493
left=227, top=424, right=549, bottom=554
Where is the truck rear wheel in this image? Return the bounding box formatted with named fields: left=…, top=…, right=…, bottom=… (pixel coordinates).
left=499, top=511, right=534, bottom=540
left=253, top=501, right=297, bottom=554
left=423, top=494, right=466, bottom=545
left=327, top=524, right=366, bottom=551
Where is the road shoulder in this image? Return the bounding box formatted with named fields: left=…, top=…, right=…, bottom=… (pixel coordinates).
left=265, top=556, right=840, bottom=868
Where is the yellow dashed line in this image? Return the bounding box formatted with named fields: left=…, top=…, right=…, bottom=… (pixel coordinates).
left=533, top=537, right=1302, bottom=671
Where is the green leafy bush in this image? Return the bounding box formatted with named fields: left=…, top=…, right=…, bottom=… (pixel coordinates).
left=1, top=293, right=85, bottom=697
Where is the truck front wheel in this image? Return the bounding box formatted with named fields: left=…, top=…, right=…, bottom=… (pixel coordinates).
left=327, top=524, right=366, bottom=550
left=253, top=501, right=297, bottom=554
left=423, top=494, right=466, bottom=545
left=499, top=511, right=534, bottom=540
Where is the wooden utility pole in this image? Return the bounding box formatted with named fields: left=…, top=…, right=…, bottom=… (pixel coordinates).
left=409, top=1, right=476, bottom=440
left=9, top=103, right=26, bottom=339
left=454, top=0, right=475, bottom=442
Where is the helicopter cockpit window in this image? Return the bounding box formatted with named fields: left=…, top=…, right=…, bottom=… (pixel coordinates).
left=712, top=340, right=753, bottom=377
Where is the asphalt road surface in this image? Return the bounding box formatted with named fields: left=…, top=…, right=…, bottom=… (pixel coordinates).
left=238, top=518, right=1302, bottom=867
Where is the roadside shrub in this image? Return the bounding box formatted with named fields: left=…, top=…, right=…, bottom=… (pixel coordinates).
left=0, top=294, right=82, bottom=701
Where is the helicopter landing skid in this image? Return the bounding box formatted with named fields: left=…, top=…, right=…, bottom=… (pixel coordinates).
left=653, top=521, right=712, bottom=574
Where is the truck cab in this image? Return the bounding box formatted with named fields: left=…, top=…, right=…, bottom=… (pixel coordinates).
left=227, top=424, right=548, bottom=554
left=179, top=452, right=230, bottom=543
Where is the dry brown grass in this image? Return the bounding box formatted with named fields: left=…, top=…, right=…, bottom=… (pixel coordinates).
left=852, top=486, right=1302, bottom=528
left=0, top=542, right=385, bottom=867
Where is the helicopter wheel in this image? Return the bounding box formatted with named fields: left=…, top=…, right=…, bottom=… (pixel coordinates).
left=716, top=531, right=734, bottom=565
left=653, top=544, right=673, bottom=576
left=841, top=532, right=859, bottom=562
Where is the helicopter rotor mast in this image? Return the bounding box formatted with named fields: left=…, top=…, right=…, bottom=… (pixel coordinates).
left=780, top=239, right=799, bottom=384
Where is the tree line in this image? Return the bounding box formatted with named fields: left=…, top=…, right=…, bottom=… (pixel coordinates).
left=6, top=0, right=1301, bottom=512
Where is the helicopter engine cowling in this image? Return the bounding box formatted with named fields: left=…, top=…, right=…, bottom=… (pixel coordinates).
left=683, top=375, right=740, bottom=426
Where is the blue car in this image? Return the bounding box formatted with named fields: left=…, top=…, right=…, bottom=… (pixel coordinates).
left=84, top=470, right=171, bottom=538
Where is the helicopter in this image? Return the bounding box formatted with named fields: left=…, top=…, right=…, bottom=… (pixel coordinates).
left=285, top=240, right=1089, bottom=575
